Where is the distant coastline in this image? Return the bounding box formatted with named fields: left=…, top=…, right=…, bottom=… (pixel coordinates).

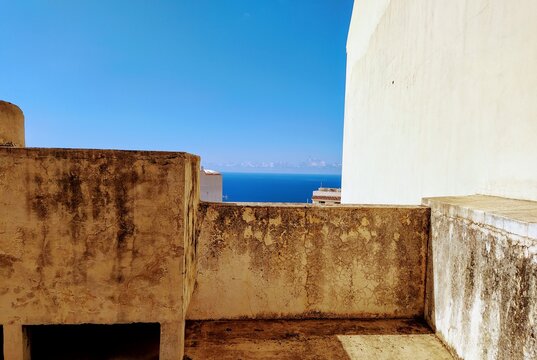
left=203, top=161, right=342, bottom=175
left=221, top=172, right=341, bottom=203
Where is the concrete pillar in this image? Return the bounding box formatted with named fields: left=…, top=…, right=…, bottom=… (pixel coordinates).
left=0, top=100, right=25, bottom=147
left=3, top=324, right=30, bottom=360
left=159, top=321, right=185, bottom=360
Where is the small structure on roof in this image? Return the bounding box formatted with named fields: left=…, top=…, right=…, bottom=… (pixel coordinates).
left=312, top=187, right=341, bottom=204
left=200, top=167, right=223, bottom=202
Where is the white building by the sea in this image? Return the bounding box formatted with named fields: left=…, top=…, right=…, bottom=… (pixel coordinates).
left=312, top=187, right=341, bottom=204
left=200, top=167, right=223, bottom=202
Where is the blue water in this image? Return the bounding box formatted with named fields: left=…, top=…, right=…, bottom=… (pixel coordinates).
left=222, top=172, right=341, bottom=203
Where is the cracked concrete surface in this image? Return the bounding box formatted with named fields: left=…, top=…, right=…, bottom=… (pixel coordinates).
left=424, top=195, right=537, bottom=359
left=0, top=147, right=200, bottom=359
left=188, top=203, right=430, bottom=320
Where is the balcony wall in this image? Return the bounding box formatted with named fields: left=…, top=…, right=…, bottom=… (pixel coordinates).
left=187, top=202, right=430, bottom=320
left=425, top=195, right=537, bottom=359
left=0, top=147, right=199, bottom=359
left=0, top=101, right=24, bottom=147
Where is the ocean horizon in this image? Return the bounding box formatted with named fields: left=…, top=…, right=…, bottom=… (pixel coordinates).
left=221, top=172, right=341, bottom=203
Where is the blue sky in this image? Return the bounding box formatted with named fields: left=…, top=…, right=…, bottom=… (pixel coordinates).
left=0, top=1, right=353, bottom=173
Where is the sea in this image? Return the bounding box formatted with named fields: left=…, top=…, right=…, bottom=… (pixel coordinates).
left=221, top=172, right=341, bottom=203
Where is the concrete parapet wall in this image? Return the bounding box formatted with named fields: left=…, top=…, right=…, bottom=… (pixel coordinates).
left=0, top=148, right=199, bottom=326
left=424, top=195, right=537, bottom=359
left=0, top=101, right=25, bottom=147
left=187, top=202, right=430, bottom=320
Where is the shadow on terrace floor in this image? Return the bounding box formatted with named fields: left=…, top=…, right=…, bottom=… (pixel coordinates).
left=184, top=318, right=454, bottom=360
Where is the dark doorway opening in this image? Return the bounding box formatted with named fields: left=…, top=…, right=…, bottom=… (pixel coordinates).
left=27, top=323, right=160, bottom=360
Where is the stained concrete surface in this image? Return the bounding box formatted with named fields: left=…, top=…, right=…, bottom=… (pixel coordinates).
left=184, top=319, right=454, bottom=359
left=425, top=195, right=537, bottom=359
left=0, top=147, right=199, bottom=360
left=0, top=101, right=24, bottom=147
left=0, top=148, right=199, bottom=325
left=189, top=203, right=430, bottom=320
left=423, top=195, right=537, bottom=238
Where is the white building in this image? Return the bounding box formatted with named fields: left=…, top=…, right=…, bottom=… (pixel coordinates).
left=312, top=187, right=341, bottom=205
left=341, top=0, right=537, bottom=204
left=200, top=167, right=223, bottom=202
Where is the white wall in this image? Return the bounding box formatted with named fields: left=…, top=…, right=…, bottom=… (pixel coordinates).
left=342, top=0, right=537, bottom=204
left=200, top=172, right=223, bottom=202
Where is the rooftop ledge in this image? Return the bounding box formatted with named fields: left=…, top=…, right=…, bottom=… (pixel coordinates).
left=423, top=195, right=537, bottom=240
left=0, top=146, right=200, bottom=161
left=202, top=201, right=428, bottom=209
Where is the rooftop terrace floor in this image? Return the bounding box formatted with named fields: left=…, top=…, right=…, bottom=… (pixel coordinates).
left=184, top=319, right=454, bottom=359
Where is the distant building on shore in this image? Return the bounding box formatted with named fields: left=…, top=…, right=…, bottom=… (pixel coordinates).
left=312, top=187, right=341, bottom=204
left=200, top=167, right=223, bottom=202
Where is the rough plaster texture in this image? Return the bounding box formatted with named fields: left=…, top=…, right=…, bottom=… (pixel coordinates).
left=185, top=319, right=453, bottom=359
left=187, top=202, right=429, bottom=320
left=0, top=148, right=199, bottom=326
left=3, top=325, right=30, bottom=360
left=0, top=101, right=25, bottom=148
left=342, top=0, right=537, bottom=204
left=424, top=195, right=537, bottom=359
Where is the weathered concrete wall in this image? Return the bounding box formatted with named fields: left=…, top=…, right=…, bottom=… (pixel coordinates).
left=342, top=0, right=537, bottom=204
left=0, top=101, right=25, bottom=147
left=183, top=158, right=199, bottom=322
left=187, top=202, right=429, bottom=320
left=425, top=195, right=537, bottom=359
left=0, top=148, right=199, bottom=326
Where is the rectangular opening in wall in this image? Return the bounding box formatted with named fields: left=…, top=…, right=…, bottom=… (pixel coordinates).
left=26, top=323, right=160, bottom=360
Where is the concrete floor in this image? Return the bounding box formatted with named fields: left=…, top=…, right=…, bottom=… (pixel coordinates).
left=184, top=319, right=454, bottom=360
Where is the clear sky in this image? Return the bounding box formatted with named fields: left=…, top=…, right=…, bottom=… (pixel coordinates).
left=0, top=1, right=353, bottom=173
